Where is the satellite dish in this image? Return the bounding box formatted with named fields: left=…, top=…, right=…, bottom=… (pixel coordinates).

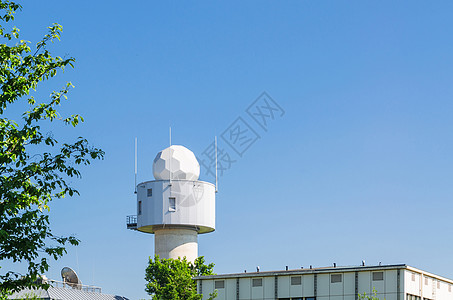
left=61, top=267, right=82, bottom=289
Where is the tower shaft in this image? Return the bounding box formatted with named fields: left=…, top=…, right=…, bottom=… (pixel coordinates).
left=154, top=228, right=198, bottom=262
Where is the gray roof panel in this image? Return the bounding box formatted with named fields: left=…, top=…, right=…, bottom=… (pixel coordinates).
left=9, top=286, right=129, bottom=300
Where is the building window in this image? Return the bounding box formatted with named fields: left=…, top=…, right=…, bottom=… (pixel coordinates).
left=169, top=197, right=176, bottom=211
left=449, top=284, right=452, bottom=292
left=214, top=280, right=224, bottom=289
left=252, top=278, right=262, bottom=287
left=305, top=298, right=316, bottom=300
left=373, top=272, right=384, bottom=281
left=425, top=277, right=429, bottom=285
left=138, top=201, right=142, bottom=215
left=331, top=274, right=342, bottom=283
left=147, top=188, right=152, bottom=197
left=437, top=281, right=440, bottom=289
left=412, top=273, right=416, bottom=281
left=407, top=294, right=421, bottom=300
left=291, top=276, right=302, bottom=285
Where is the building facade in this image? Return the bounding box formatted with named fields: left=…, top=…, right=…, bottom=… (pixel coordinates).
left=196, top=264, right=453, bottom=300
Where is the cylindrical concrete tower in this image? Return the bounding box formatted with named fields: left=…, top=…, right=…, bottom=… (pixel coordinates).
left=131, top=145, right=215, bottom=262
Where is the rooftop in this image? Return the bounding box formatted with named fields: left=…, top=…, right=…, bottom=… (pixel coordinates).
left=195, top=264, right=453, bottom=284
left=9, top=280, right=129, bottom=300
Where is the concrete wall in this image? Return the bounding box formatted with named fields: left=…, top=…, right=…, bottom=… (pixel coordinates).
left=154, top=228, right=198, bottom=262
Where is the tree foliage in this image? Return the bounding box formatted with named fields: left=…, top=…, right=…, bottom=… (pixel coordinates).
left=0, top=0, right=104, bottom=297
left=145, top=255, right=217, bottom=300
left=359, top=288, right=382, bottom=300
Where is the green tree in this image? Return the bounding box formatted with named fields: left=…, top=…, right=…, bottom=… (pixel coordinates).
left=145, top=255, right=217, bottom=300
left=359, top=288, right=383, bottom=300
left=0, top=0, right=104, bottom=298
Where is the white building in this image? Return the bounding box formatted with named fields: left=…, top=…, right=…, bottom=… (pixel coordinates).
left=196, top=264, right=453, bottom=300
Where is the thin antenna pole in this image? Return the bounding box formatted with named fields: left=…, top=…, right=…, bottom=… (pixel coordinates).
left=134, top=137, right=137, bottom=194
left=92, top=256, right=95, bottom=286
left=75, top=248, right=80, bottom=277
left=169, top=127, right=172, bottom=185
left=215, top=136, right=218, bottom=193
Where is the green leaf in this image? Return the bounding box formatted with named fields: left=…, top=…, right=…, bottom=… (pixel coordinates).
left=0, top=1, right=103, bottom=297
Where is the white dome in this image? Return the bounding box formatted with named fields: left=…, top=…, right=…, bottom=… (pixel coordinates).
left=153, top=145, right=200, bottom=181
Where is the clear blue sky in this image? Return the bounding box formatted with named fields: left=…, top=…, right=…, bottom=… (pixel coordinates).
left=5, top=1, right=453, bottom=299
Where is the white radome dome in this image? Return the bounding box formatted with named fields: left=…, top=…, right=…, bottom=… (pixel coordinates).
left=153, top=145, right=200, bottom=181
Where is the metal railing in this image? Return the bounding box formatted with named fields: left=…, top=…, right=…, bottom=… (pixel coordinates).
left=47, top=280, right=102, bottom=293
left=126, top=215, right=137, bottom=229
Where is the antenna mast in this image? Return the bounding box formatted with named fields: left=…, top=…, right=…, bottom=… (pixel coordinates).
left=215, top=136, right=218, bottom=193
left=169, top=127, right=172, bottom=185
left=134, top=137, right=137, bottom=194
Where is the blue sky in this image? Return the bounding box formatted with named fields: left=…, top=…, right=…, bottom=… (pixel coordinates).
left=4, top=1, right=453, bottom=299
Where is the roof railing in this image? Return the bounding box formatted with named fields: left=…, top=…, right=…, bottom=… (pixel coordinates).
left=47, top=279, right=102, bottom=293
left=126, top=215, right=137, bottom=230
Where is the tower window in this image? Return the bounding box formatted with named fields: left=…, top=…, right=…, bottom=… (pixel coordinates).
left=138, top=201, right=142, bottom=215
left=147, top=188, right=152, bottom=197
left=169, top=197, right=176, bottom=211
